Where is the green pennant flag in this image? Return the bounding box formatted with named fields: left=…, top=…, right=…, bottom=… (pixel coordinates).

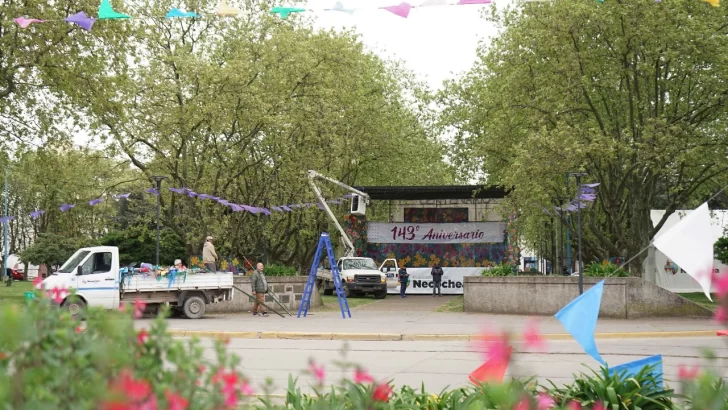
left=270, top=7, right=306, bottom=19
left=99, top=0, right=131, bottom=19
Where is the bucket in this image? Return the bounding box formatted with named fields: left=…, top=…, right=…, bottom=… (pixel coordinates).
left=24, top=292, right=35, bottom=301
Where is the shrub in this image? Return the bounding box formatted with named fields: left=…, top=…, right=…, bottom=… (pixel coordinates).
left=583, top=262, right=629, bottom=277
left=481, top=263, right=516, bottom=276
left=264, top=264, right=298, bottom=276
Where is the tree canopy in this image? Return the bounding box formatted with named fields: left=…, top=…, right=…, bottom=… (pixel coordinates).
left=440, top=0, right=728, bottom=273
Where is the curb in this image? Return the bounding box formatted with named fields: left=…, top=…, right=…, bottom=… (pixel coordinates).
left=168, top=329, right=717, bottom=341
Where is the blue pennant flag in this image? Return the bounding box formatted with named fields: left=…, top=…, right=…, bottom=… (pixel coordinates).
left=609, top=354, right=663, bottom=387
left=555, top=280, right=606, bottom=364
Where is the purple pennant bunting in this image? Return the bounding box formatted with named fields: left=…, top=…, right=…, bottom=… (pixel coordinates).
left=289, top=204, right=301, bottom=209
left=260, top=208, right=271, bottom=215
left=0, top=216, right=15, bottom=224
left=145, top=188, right=159, bottom=196
left=210, top=196, right=220, bottom=201
left=229, top=204, right=245, bottom=212
left=581, top=183, right=601, bottom=188
left=303, top=203, right=312, bottom=208
left=243, top=205, right=261, bottom=214
left=281, top=205, right=292, bottom=212
left=60, top=203, right=75, bottom=212
left=168, top=187, right=185, bottom=194
left=115, top=193, right=131, bottom=199
left=578, top=194, right=597, bottom=201
left=316, top=203, right=326, bottom=210
left=29, top=210, right=45, bottom=220
left=217, top=199, right=230, bottom=206
left=89, top=198, right=104, bottom=206
left=197, top=194, right=210, bottom=200
left=65, top=11, right=96, bottom=31
left=186, top=190, right=198, bottom=197
left=271, top=206, right=282, bottom=211
left=579, top=187, right=597, bottom=194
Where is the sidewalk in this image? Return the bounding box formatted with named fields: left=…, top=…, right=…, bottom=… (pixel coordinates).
left=137, top=305, right=722, bottom=340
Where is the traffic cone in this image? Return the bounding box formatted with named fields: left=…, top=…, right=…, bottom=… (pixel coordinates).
left=469, top=346, right=513, bottom=384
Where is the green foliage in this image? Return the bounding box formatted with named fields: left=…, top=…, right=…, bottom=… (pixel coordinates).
left=683, top=375, right=728, bottom=410
left=584, top=263, right=629, bottom=278
left=0, top=291, right=250, bottom=409
left=714, top=237, right=728, bottom=264
left=20, top=233, right=96, bottom=270
left=263, top=264, right=298, bottom=277
left=440, top=0, right=728, bottom=274
left=100, top=226, right=186, bottom=266
left=546, top=365, right=676, bottom=410
left=481, top=263, right=517, bottom=276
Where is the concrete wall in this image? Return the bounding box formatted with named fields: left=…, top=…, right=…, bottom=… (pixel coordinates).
left=207, top=276, right=322, bottom=314
left=463, top=276, right=712, bottom=319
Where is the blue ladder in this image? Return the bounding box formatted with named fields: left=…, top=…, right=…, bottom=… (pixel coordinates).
left=297, top=233, right=351, bottom=319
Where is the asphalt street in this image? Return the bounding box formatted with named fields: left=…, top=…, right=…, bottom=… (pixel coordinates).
left=188, top=336, right=728, bottom=396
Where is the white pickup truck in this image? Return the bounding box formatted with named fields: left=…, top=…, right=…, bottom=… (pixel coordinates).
left=316, top=257, right=388, bottom=299
left=41, top=246, right=234, bottom=319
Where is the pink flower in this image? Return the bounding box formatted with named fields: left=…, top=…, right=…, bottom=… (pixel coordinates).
left=523, top=319, right=546, bottom=351
left=372, top=382, right=392, bottom=402
left=241, top=380, right=254, bottom=396
left=353, top=368, right=374, bottom=384
left=309, top=360, right=325, bottom=383
left=514, top=397, right=530, bottom=410
left=593, top=402, right=605, bottom=410
left=475, top=331, right=511, bottom=364
left=715, top=271, right=728, bottom=298
left=714, top=306, right=726, bottom=323
left=75, top=326, right=84, bottom=333
left=567, top=401, right=581, bottom=410
left=46, top=286, right=68, bottom=304
left=165, top=391, right=188, bottom=410
left=536, top=393, right=555, bottom=410
left=118, top=302, right=127, bottom=313
left=32, top=275, right=42, bottom=290
left=114, top=369, right=153, bottom=403
left=137, top=329, right=150, bottom=345
left=133, top=299, right=146, bottom=319
left=678, top=364, right=699, bottom=380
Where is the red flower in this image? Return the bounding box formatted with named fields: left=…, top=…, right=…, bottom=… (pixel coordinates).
left=567, top=401, right=582, bottom=410
left=0, top=352, right=6, bottom=360
left=372, top=382, right=392, bottom=402
left=593, top=402, right=605, bottom=410
left=165, top=390, right=188, bottom=410
left=137, top=329, right=150, bottom=345
left=103, top=369, right=153, bottom=409
left=715, top=306, right=726, bottom=323
left=523, top=319, right=546, bottom=351
left=514, top=397, right=530, bottom=410
left=475, top=331, right=511, bottom=364
left=353, top=368, right=374, bottom=384
left=75, top=326, right=84, bottom=333
left=133, top=299, right=146, bottom=319
left=678, top=364, right=699, bottom=380
left=308, top=360, right=325, bottom=383
left=46, top=286, right=68, bottom=304
left=241, top=380, right=254, bottom=396
left=198, top=365, right=206, bottom=375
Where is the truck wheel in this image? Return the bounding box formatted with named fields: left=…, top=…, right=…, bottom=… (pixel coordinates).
left=344, top=287, right=355, bottom=298
left=183, top=295, right=206, bottom=319
left=374, top=291, right=387, bottom=300
left=62, top=297, right=86, bottom=320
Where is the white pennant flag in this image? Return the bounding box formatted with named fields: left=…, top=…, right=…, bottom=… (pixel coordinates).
left=653, top=202, right=714, bottom=301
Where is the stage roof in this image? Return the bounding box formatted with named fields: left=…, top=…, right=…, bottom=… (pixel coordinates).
left=354, top=185, right=507, bottom=201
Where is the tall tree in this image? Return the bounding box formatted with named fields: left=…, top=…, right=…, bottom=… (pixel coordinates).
left=440, top=0, right=728, bottom=274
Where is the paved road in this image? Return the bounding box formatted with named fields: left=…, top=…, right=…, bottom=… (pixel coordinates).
left=191, top=336, right=728, bottom=396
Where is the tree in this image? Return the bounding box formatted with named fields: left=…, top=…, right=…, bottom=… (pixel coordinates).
left=440, top=0, right=728, bottom=274
left=20, top=233, right=96, bottom=274
left=715, top=237, right=728, bottom=265
left=99, top=227, right=186, bottom=266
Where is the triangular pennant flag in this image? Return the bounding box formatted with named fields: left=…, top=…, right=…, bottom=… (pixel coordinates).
left=65, top=11, right=96, bottom=31
left=609, top=354, right=663, bottom=387
left=703, top=0, right=719, bottom=7
left=98, top=0, right=130, bottom=19
left=381, top=2, right=413, bottom=18
left=14, top=17, right=45, bottom=28
left=555, top=280, right=605, bottom=364
left=165, top=8, right=200, bottom=18
left=216, top=0, right=242, bottom=16
left=469, top=346, right=513, bottom=384
left=270, top=7, right=306, bottom=19
left=326, top=1, right=355, bottom=14
left=653, top=202, right=714, bottom=301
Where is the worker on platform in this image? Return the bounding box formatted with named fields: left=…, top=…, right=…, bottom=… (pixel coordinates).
left=431, top=263, right=444, bottom=297
left=202, top=236, right=218, bottom=273
left=398, top=264, right=409, bottom=298
left=251, top=262, right=269, bottom=317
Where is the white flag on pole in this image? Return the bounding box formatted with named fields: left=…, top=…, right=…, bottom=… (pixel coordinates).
left=653, top=202, right=714, bottom=301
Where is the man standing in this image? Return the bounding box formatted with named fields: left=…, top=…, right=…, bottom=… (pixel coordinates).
left=202, top=236, right=218, bottom=273
left=431, top=263, right=444, bottom=297
left=398, top=265, right=409, bottom=298
left=251, top=262, right=269, bottom=317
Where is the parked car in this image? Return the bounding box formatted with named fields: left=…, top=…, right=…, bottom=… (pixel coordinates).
left=5, top=268, right=23, bottom=281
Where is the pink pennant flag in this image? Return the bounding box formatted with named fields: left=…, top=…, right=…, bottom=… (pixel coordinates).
left=458, top=0, right=491, bottom=4
left=14, top=17, right=45, bottom=28
left=381, top=2, right=413, bottom=18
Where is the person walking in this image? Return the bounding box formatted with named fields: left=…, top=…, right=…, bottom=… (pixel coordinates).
left=251, top=262, right=269, bottom=317
left=202, top=236, right=218, bottom=273
left=431, top=263, right=444, bottom=297
left=398, top=265, right=409, bottom=298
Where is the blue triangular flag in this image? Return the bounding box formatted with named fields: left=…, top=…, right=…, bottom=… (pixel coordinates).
left=165, top=8, right=200, bottom=18
left=555, top=280, right=606, bottom=364
left=609, top=354, right=663, bottom=387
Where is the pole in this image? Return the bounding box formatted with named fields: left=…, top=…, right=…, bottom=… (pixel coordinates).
left=565, top=174, right=572, bottom=274
left=151, top=176, right=167, bottom=266
left=558, top=199, right=564, bottom=275
left=3, top=170, right=7, bottom=280
left=575, top=174, right=584, bottom=295
left=550, top=218, right=556, bottom=276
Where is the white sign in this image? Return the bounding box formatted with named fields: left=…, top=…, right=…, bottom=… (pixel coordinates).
left=368, top=222, right=505, bottom=244
left=383, top=267, right=483, bottom=295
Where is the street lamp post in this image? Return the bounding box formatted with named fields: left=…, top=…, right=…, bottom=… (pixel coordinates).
left=3, top=170, right=8, bottom=281
left=150, top=176, right=167, bottom=266
left=568, top=172, right=587, bottom=294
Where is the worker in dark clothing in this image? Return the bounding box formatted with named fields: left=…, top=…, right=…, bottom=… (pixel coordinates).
left=431, top=263, right=444, bottom=297
left=398, top=265, right=409, bottom=298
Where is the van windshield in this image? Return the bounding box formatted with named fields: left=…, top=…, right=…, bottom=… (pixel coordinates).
left=343, top=259, right=377, bottom=270
left=57, top=251, right=90, bottom=273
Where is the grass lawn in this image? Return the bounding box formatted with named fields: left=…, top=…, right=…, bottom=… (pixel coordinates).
left=318, top=294, right=378, bottom=311
left=434, top=296, right=464, bottom=312
left=680, top=292, right=719, bottom=310
left=0, top=280, right=34, bottom=305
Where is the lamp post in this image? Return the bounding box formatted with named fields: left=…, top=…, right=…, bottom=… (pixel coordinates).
left=568, top=172, right=587, bottom=294
left=3, top=169, right=8, bottom=281
left=150, top=176, right=167, bottom=266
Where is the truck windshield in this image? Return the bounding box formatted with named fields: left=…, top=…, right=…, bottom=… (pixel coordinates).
left=57, top=251, right=90, bottom=273
left=343, top=259, right=378, bottom=270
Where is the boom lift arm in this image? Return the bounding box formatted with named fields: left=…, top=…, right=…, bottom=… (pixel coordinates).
left=307, top=170, right=370, bottom=257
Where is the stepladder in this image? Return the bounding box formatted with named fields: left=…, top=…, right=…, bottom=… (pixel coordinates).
left=297, top=233, right=351, bottom=319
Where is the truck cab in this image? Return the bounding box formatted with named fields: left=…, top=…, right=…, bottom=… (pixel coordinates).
left=317, top=256, right=387, bottom=299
